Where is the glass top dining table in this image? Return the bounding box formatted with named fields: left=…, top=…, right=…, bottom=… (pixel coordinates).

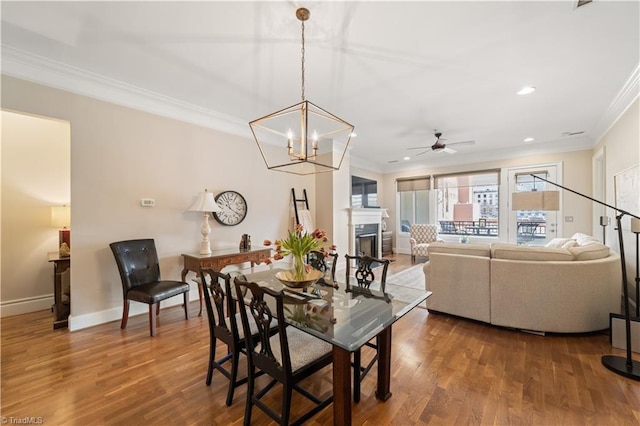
left=237, top=266, right=432, bottom=425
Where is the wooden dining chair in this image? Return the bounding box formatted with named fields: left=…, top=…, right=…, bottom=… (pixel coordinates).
left=308, top=250, right=339, bottom=284
left=200, top=268, right=254, bottom=406
left=344, top=253, right=390, bottom=402
left=234, top=277, right=333, bottom=425
left=109, top=239, right=189, bottom=337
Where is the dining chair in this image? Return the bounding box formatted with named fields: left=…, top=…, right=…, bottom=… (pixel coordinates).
left=308, top=250, right=339, bottom=283
left=109, top=239, right=190, bottom=337
left=234, top=277, right=333, bottom=425
left=200, top=268, right=253, bottom=406
left=344, top=254, right=390, bottom=402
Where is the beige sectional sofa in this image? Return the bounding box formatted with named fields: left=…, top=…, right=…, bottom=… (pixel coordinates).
left=423, top=234, right=622, bottom=333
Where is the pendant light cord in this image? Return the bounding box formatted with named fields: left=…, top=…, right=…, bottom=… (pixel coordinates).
left=301, top=19, right=306, bottom=102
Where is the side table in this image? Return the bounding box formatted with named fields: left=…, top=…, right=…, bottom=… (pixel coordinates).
left=181, top=246, right=272, bottom=316
left=382, top=231, right=393, bottom=257
left=48, top=252, right=70, bottom=329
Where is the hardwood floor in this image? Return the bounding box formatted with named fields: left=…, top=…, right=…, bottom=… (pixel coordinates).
left=2, top=254, right=639, bottom=425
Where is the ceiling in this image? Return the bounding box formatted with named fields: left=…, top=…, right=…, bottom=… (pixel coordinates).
left=2, top=1, right=639, bottom=174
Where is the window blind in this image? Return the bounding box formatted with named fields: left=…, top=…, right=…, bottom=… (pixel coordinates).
left=397, top=176, right=430, bottom=192
left=434, top=169, right=500, bottom=189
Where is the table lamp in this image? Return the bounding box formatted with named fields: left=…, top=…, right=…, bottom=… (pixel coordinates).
left=188, top=189, right=222, bottom=255
left=51, top=205, right=71, bottom=256
left=381, top=208, right=390, bottom=231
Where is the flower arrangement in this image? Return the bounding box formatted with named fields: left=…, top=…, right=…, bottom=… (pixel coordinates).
left=263, top=224, right=336, bottom=281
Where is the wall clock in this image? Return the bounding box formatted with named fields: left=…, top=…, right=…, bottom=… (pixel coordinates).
left=213, top=190, right=248, bottom=226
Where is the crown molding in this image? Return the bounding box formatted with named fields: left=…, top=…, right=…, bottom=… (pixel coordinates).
left=1, top=45, right=250, bottom=139
left=592, top=64, right=640, bottom=143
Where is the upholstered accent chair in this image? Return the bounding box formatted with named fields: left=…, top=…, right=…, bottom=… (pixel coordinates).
left=410, top=224, right=442, bottom=264
left=109, top=239, right=190, bottom=336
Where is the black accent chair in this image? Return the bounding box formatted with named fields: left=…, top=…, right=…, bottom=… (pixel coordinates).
left=234, top=277, right=333, bottom=425
left=109, top=239, right=190, bottom=337
left=344, top=253, right=390, bottom=403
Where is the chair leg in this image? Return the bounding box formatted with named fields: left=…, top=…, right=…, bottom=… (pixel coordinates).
left=226, top=350, right=240, bottom=406
left=149, top=303, right=157, bottom=337
left=353, top=349, right=361, bottom=403
left=411, top=254, right=415, bottom=264
left=183, top=292, right=189, bottom=320
left=281, top=381, right=293, bottom=425
left=206, top=335, right=217, bottom=386
left=121, top=299, right=130, bottom=329
left=244, top=367, right=254, bottom=426
left=156, top=302, right=160, bottom=316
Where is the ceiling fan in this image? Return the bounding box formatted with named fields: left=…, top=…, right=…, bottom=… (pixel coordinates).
left=408, top=132, right=475, bottom=156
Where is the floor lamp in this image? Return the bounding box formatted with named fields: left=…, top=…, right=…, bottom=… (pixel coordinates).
left=532, top=174, right=639, bottom=381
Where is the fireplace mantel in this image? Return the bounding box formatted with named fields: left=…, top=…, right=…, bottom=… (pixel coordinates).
left=348, top=208, right=383, bottom=257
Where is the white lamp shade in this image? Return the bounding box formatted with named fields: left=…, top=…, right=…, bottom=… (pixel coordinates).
left=631, top=217, right=640, bottom=233
left=188, top=190, right=222, bottom=213
left=51, top=205, right=71, bottom=228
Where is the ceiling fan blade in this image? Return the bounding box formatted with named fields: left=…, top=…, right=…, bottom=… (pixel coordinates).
left=447, top=140, right=475, bottom=146
left=443, top=147, right=457, bottom=154
left=407, top=146, right=430, bottom=150
left=415, top=150, right=431, bottom=156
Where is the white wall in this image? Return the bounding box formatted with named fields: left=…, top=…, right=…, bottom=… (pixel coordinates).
left=594, top=98, right=639, bottom=307
left=1, top=111, right=70, bottom=316
left=1, top=76, right=316, bottom=330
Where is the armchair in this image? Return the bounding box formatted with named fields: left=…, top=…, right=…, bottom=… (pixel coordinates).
left=410, top=224, right=442, bottom=264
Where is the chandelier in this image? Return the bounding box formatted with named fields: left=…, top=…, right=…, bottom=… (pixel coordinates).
left=249, top=7, right=355, bottom=175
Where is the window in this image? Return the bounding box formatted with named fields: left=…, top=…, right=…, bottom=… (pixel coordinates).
left=434, top=170, right=500, bottom=236
left=397, top=176, right=430, bottom=233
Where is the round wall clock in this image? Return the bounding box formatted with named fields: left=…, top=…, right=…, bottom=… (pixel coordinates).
left=213, top=190, right=248, bottom=226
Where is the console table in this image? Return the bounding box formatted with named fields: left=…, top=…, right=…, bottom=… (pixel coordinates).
left=181, top=246, right=271, bottom=316
left=48, top=252, right=70, bottom=329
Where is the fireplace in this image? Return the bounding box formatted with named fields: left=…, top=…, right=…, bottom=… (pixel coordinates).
left=348, top=208, right=384, bottom=258
left=355, top=224, right=379, bottom=257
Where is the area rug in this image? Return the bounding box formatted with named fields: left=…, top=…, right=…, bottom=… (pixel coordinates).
left=369, top=264, right=427, bottom=307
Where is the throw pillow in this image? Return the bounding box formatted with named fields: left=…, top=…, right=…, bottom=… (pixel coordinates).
left=545, top=237, right=575, bottom=248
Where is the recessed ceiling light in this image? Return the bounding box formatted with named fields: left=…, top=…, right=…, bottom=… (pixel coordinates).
left=517, top=86, right=536, bottom=95
left=403, top=156, right=410, bottom=161
left=350, top=132, right=357, bottom=137
left=524, top=137, right=535, bottom=142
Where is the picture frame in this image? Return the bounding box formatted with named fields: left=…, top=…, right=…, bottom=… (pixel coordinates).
left=614, top=164, right=639, bottom=230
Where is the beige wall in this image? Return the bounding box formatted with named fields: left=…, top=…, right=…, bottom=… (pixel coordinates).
left=1, top=76, right=317, bottom=330
left=1, top=111, right=70, bottom=315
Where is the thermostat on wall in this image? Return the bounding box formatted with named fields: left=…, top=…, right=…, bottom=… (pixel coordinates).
left=140, top=198, right=155, bottom=207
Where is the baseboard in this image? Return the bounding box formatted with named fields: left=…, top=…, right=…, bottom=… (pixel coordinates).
left=69, top=292, right=196, bottom=331
left=610, top=313, right=640, bottom=353
left=0, top=295, right=54, bottom=317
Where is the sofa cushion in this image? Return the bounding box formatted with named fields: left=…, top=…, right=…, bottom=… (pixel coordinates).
left=491, top=243, right=574, bottom=261
left=545, top=237, right=578, bottom=249
left=569, top=243, right=610, bottom=260
left=571, top=233, right=602, bottom=246
left=427, top=242, right=491, bottom=257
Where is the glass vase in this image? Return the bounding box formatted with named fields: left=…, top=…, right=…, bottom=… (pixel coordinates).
left=293, top=252, right=306, bottom=281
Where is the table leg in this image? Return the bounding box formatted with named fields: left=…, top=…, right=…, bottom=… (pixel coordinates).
left=375, top=325, right=393, bottom=401
left=332, top=346, right=352, bottom=426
